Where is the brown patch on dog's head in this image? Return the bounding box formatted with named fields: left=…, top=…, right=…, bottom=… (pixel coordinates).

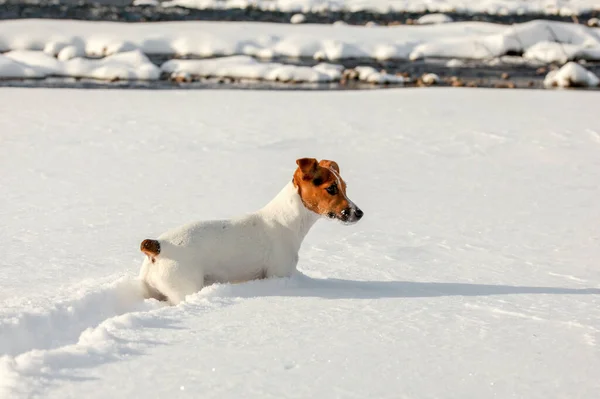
left=141, top=239, right=161, bottom=263
left=293, top=158, right=363, bottom=224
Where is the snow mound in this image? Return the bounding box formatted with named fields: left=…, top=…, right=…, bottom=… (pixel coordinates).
left=410, top=20, right=600, bottom=62
left=421, top=72, right=440, bottom=85
left=1, top=50, right=160, bottom=81
left=0, top=276, right=166, bottom=397
left=64, top=50, right=161, bottom=81
left=133, top=0, right=160, bottom=5
left=544, top=62, right=600, bottom=87
left=290, top=13, right=306, bottom=24
left=1, top=19, right=600, bottom=63
left=57, top=45, right=86, bottom=61
left=162, top=55, right=343, bottom=82
left=353, top=66, right=404, bottom=84
left=0, top=54, right=47, bottom=79
left=0, top=277, right=149, bottom=357
left=417, top=13, right=454, bottom=25
left=524, top=40, right=600, bottom=64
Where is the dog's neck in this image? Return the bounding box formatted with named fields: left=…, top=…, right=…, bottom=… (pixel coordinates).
left=259, top=181, right=320, bottom=249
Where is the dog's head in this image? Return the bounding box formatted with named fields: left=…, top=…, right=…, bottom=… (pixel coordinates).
left=293, top=158, right=363, bottom=224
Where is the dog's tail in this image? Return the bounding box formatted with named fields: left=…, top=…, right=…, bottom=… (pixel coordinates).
left=141, top=239, right=161, bottom=261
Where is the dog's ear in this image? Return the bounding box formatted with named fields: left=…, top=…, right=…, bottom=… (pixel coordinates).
left=296, top=158, right=318, bottom=179
left=318, top=160, right=340, bottom=173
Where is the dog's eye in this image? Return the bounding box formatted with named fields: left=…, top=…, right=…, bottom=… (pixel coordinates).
left=313, top=178, right=323, bottom=186
left=326, top=184, right=338, bottom=195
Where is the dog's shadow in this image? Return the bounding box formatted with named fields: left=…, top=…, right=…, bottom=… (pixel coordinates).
left=221, top=273, right=600, bottom=299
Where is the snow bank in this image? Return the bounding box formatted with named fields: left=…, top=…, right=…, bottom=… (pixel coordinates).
left=0, top=54, right=46, bottom=79
left=161, top=55, right=405, bottom=84
left=0, top=277, right=148, bottom=357
left=348, top=66, right=404, bottom=84
left=290, top=13, right=307, bottom=24
left=162, top=56, right=402, bottom=84
left=1, top=19, right=600, bottom=82
left=1, top=50, right=160, bottom=80
left=524, top=40, right=600, bottom=64
left=1, top=19, right=600, bottom=64
left=0, top=276, right=163, bottom=397
left=544, top=61, right=600, bottom=87
left=409, top=20, right=600, bottom=62
left=162, top=55, right=343, bottom=82
left=417, top=13, right=454, bottom=25
left=161, top=0, right=599, bottom=15
left=421, top=72, right=440, bottom=85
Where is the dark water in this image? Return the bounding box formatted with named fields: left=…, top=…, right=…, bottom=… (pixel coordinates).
left=1, top=2, right=598, bottom=24
left=2, top=58, right=599, bottom=90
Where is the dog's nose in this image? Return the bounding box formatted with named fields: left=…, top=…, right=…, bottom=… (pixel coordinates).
left=354, top=208, right=364, bottom=219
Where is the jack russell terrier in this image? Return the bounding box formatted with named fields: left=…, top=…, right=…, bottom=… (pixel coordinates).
left=138, top=158, right=363, bottom=304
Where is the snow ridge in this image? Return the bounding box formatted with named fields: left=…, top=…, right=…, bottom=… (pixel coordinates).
left=0, top=276, right=164, bottom=397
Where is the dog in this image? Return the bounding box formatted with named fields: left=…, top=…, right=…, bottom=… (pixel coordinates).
left=138, top=158, right=363, bottom=304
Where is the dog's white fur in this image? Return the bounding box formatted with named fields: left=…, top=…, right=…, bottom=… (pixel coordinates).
left=139, top=181, right=321, bottom=304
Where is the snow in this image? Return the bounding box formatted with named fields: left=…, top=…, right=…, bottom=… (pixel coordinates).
left=161, top=0, right=600, bottom=15
left=446, top=58, right=465, bottom=67
left=57, top=45, right=86, bottom=62
left=417, top=13, right=454, bottom=25
left=1, top=19, right=599, bottom=68
left=1, top=88, right=600, bottom=398
left=523, top=40, right=600, bottom=64
left=421, top=72, right=440, bottom=84
left=162, top=55, right=343, bottom=82
left=133, top=0, right=160, bottom=5
left=2, top=50, right=160, bottom=81
left=353, top=65, right=404, bottom=83
left=0, top=54, right=46, bottom=78
left=409, top=20, right=600, bottom=62
left=544, top=61, right=600, bottom=87
left=290, top=13, right=306, bottom=24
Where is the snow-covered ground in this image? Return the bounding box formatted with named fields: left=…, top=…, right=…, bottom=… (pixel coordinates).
left=161, top=0, right=600, bottom=15
left=1, top=19, right=600, bottom=82
left=544, top=60, right=600, bottom=86
left=1, top=88, right=599, bottom=398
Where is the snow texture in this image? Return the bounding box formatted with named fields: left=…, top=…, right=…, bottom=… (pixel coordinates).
left=1, top=88, right=600, bottom=398
left=0, top=19, right=599, bottom=72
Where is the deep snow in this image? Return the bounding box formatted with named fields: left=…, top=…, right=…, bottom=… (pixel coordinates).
left=1, top=88, right=600, bottom=398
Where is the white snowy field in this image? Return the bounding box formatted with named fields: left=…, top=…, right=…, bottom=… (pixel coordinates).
left=1, top=87, right=600, bottom=398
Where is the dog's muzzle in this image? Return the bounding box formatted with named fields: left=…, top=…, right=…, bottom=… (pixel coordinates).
left=340, top=207, right=364, bottom=224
